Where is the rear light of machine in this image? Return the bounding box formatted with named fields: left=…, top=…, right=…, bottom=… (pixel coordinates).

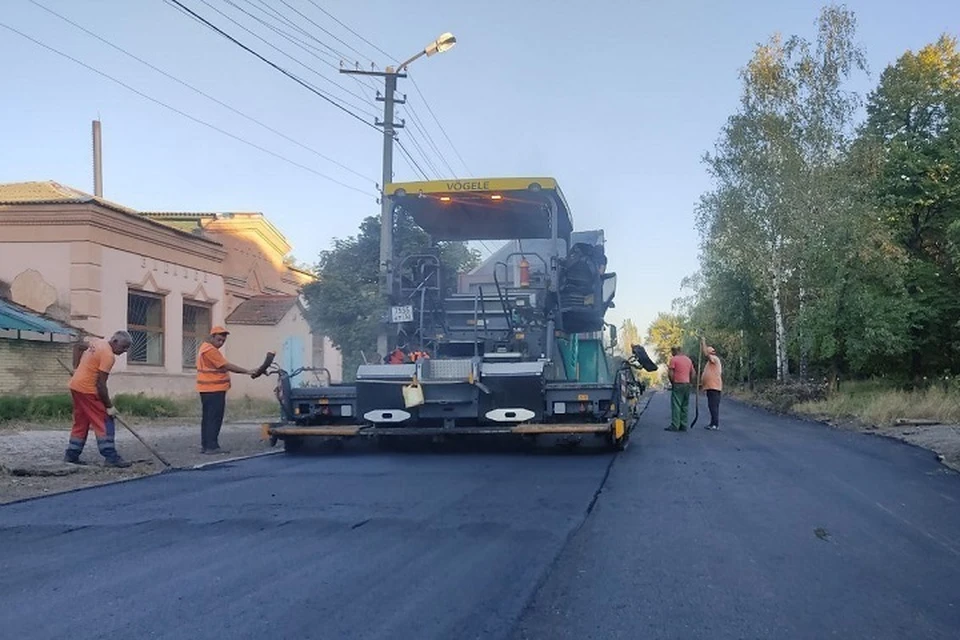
left=553, top=402, right=566, bottom=414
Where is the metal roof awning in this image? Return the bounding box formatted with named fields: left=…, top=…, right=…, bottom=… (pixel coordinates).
left=0, top=299, right=78, bottom=337
left=384, top=177, right=574, bottom=242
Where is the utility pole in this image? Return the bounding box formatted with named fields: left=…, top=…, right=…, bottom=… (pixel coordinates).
left=340, top=33, right=457, bottom=359
left=92, top=119, right=103, bottom=197
left=340, top=65, right=406, bottom=357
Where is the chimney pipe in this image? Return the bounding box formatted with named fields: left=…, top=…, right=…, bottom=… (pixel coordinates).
left=92, top=119, right=103, bottom=197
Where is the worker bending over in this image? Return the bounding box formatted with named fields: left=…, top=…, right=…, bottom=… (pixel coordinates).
left=196, top=326, right=256, bottom=454
left=64, top=331, right=133, bottom=467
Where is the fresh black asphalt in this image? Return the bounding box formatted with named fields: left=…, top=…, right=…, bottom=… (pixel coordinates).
left=2, top=393, right=959, bottom=639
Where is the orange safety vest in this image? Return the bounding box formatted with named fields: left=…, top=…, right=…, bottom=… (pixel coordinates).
left=196, top=342, right=231, bottom=393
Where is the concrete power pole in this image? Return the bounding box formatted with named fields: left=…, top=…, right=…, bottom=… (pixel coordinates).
left=92, top=119, right=103, bottom=197
left=341, top=65, right=406, bottom=357
left=339, top=33, right=456, bottom=359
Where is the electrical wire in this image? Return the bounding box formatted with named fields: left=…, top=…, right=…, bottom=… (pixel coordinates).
left=243, top=0, right=381, bottom=96
left=217, top=0, right=378, bottom=107
left=190, top=0, right=378, bottom=116
left=291, top=3, right=470, bottom=176
left=303, top=0, right=397, bottom=63
left=409, top=75, right=472, bottom=176
left=401, top=126, right=443, bottom=179
left=395, top=139, right=430, bottom=181
left=238, top=0, right=340, bottom=62
left=403, top=105, right=457, bottom=177
left=0, top=20, right=374, bottom=196
left=165, top=0, right=380, bottom=129
left=276, top=0, right=374, bottom=67
left=28, top=0, right=376, bottom=186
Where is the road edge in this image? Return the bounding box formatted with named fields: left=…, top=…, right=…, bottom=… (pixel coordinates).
left=0, top=449, right=282, bottom=507
left=728, top=395, right=960, bottom=474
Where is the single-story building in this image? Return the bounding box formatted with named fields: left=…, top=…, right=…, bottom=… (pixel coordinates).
left=0, top=181, right=341, bottom=400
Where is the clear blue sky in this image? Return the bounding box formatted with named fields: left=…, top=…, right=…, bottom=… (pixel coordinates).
left=2, top=0, right=958, bottom=336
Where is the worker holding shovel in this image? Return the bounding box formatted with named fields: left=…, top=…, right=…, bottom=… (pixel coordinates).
left=195, top=326, right=265, bottom=455
left=700, top=336, right=723, bottom=430
left=63, top=331, right=134, bottom=468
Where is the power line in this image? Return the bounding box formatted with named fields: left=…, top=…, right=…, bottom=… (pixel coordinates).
left=403, top=105, right=457, bottom=177
left=409, top=76, right=471, bottom=176
left=286, top=3, right=471, bottom=178
left=28, top=0, right=376, bottom=186
left=304, top=0, right=397, bottom=63
left=276, top=0, right=374, bottom=67
left=402, top=125, right=443, bottom=179
left=0, top=20, right=374, bottom=196
left=242, top=0, right=380, bottom=96
left=217, top=0, right=378, bottom=108
left=190, top=0, right=377, bottom=116
left=238, top=0, right=340, bottom=62
left=395, top=139, right=430, bottom=181
left=237, top=0, right=382, bottom=98
left=165, top=0, right=380, bottom=129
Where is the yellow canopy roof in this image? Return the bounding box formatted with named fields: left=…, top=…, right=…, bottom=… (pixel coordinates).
left=384, top=177, right=574, bottom=241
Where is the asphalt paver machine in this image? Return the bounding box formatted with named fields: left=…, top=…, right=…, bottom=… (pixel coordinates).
left=264, top=177, right=657, bottom=451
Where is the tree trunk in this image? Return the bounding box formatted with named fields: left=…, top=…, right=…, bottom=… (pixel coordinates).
left=772, top=268, right=789, bottom=382
left=798, top=286, right=808, bottom=380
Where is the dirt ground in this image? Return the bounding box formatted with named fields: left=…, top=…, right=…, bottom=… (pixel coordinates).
left=0, top=418, right=279, bottom=504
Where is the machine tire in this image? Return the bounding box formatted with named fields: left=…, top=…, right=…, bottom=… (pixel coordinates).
left=283, top=436, right=305, bottom=454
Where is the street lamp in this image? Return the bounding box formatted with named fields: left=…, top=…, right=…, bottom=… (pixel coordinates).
left=340, top=33, right=458, bottom=358
left=399, top=33, right=457, bottom=71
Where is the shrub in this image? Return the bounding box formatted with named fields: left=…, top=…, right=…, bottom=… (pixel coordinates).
left=749, top=380, right=830, bottom=413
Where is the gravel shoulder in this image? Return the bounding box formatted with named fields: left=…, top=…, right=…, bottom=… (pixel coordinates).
left=0, top=418, right=278, bottom=504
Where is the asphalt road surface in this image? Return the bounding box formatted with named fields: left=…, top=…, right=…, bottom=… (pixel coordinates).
left=3, top=393, right=960, bottom=639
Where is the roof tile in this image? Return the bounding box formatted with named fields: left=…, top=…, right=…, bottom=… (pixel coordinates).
left=225, top=295, right=299, bottom=326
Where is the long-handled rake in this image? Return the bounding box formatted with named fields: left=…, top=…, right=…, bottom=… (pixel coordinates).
left=57, top=358, right=174, bottom=471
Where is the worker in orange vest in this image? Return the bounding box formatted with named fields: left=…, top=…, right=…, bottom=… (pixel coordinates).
left=196, top=326, right=257, bottom=454
left=64, top=331, right=133, bottom=467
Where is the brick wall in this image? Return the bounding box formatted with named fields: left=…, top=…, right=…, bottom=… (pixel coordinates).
left=0, top=339, right=73, bottom=395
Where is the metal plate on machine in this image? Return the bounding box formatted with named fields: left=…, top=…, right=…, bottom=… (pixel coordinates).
left=480, top=361, right=546, bottom=377
left=390, top=305, right=414, bottom=323
left=357, top=364, right=417, bottom=380
left=422, top=358, right=473, bottom=380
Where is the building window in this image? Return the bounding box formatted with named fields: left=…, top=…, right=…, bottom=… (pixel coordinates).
left=127, top=290, right=165, bottom=365
left=182, top=301, right=212, bottom=369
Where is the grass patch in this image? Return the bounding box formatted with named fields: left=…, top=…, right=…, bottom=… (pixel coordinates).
left=794, top=382, right=960, bottom=426
left=0, top=393, right=279, bottom=423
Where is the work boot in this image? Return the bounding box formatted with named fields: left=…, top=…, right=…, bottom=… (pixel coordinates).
left=103, top=454, right=132, bottom=468
left=63, top=451, right=83, bottom=464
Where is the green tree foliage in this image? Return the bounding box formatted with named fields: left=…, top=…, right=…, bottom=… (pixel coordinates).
left=857, top=35, right=960, bottom=379
left=645, top=312, right=686, bottom=365
left=302, top=211, right=479, bottom=379
left=677, top=4, right=960, bottom=385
